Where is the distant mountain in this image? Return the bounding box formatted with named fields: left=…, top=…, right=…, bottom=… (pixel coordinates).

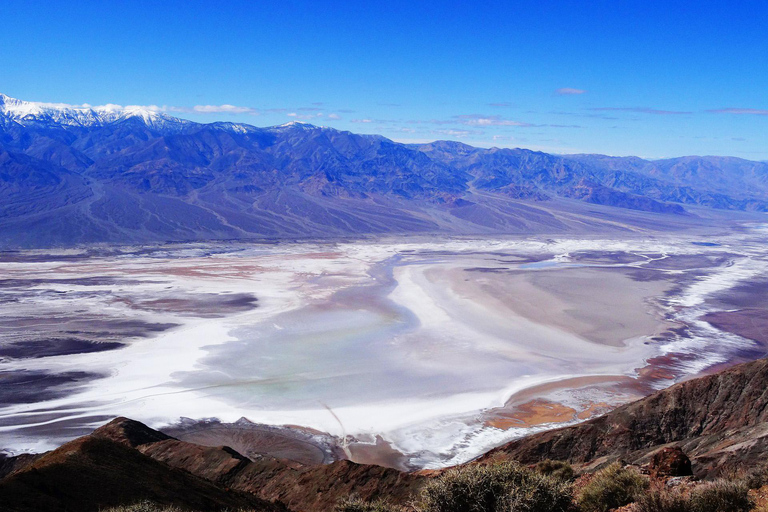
left=0, top=93, right=191, bottom=131
left=1, top=93, right=767, bottom=248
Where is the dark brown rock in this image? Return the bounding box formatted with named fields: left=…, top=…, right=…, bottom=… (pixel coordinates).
left=649, top=446, right=693, bottom=478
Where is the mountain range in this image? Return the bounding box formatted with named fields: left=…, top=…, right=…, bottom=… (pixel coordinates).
left=2, top=93, right=768, bottom=248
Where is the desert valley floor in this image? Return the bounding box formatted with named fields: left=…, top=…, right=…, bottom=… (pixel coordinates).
left=2, top=226, right=768, bottom=470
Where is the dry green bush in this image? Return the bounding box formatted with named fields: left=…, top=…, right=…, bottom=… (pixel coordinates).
left=633, top=479, right=753, bottom=512
left=334, top=496, right=406, bottom=512
left=635, top=487, right=691, bottom=512
left=576, top=462, right=649, bottom=512
left=103, top=502, right=188, bottom=512
left=418, top=461, right=572, bottom=512
left=534, top=460, right=575, bottom=482
left=739, top=462, right=768, bottom=490
left=103, top=502, right=258, bottom=512
left=688, top=480, right=753, bottom=512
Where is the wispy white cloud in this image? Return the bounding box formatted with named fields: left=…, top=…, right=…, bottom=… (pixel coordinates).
left=172, top=104, right=258, bottom=115
left=3, top=95, right=368, bottom=122
left=555, top=88, right=587, bottom=95
left=590, top=107, right=691, bottom=115
left=6, top=97, right=260, bottom=116
left=551, top=110, right=620, bottom=120
left=454, top=114, right=532, bottom=127
left=431, top=129, right=483, bottom=138
left=349, top=118, right=399, bottom=124
left=287, top=112, right=324, bottom=120
left=707, top=108, right=768, bottom=116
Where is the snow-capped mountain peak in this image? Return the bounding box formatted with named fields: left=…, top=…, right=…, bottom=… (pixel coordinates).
left=0, top=93, right=191, bottom=130
left=276, top=120, right=321, bottom=129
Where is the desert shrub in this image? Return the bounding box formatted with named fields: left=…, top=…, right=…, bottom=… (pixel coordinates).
left=535, top=460, right=575, bottom=482
left=103, top=503, right=259, bottom=512
left=576, top=462, right=649, bottom=512
left=334, top=496, right=405, bottom=512
left=635, top=487, right=691, bottom=512
left=688, top=480, right=753, bottom=512
left=418, top=461, right=572, bottom=512
left=739, top=461, right=768, bottom=489
left=103, top=502, right=187, bottom=512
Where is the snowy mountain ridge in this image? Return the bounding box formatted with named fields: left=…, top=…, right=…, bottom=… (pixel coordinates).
left=0, top=93, right=192, bottom=130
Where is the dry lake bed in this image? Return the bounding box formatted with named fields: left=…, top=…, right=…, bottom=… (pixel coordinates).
left=2, top=228, right=768, bottom=469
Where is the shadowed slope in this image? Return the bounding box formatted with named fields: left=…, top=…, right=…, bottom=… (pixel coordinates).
left=0, top=419, right=287, bottom=512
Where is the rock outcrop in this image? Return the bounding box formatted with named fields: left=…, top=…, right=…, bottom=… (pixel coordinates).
left=480, top=358, right=768, bottom=477
left=0, top=433, right=287, bottom=512
left=0, top=416, right=423, bottom=512
left=648, top=446, right=693, bottom=478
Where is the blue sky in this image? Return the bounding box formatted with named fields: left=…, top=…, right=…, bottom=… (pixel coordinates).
left=2, top=0, right=766, bottom=158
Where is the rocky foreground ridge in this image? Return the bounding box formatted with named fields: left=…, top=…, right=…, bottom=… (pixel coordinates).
left=1, top=358, right=767, bottom=511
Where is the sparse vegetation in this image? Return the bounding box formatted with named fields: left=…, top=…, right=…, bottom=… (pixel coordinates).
left=103, top=502, right=260, bottom=512
left=688, top=480, right=753, bottom=512
left=633, top=479, right=753, bottom=512
left=740, top=462, right=768, bottom=490
left=635, top=487, right=691, bottom=512
left=576, top=462, right=648, bottom=512
left=534, top=460, right=575, bottom=482
left=111, top=464, right=760, bottom=512
left=334, top=496, right=406, bottom=512
left=417, top=461, right=572, bottom=512
left=103, top=502, right=188, bottom=512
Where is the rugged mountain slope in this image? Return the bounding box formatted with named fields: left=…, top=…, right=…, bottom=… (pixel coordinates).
left=107, top=418, right=422, bottom=512
left=480, top=357, right=768, bottom=478
left=2, top=93, right=768, bottom=247
left=0, top=430, right=287, bottom=512
left=0, top=417, right=422, bottom=512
